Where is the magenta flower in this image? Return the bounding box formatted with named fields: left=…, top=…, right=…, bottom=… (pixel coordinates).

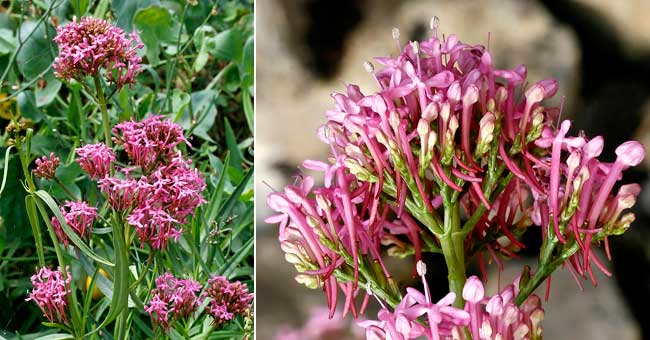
left=33, top=152, right=60, bottom=179
left=51, top=200, right=97, bottom=246
left=96, top=116, right=205, bottom=250
left=112, top=115, right=189, bottom=173
left=26, top=266, right=71, bottom=324
left=144, top=272, right=202, bottom=332
left=76, top=143, right=115, bottom=179
left=358, top=262, right=470, bottom=340
left=204, top=276, right=254, bottom=326
left=459, top=276, right=544, bottom=340
left=274, top=308, right=361, bottom=340
left=53, top=17, right=143, bottom=89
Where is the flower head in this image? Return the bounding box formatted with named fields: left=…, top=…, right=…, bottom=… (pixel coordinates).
left=144, top=273, right=202, bottom=332
left=33, top=152, right=60, bottom=179
left=76, top=143, right=115, bottom=179
left=51, top=200, right=97, bottom=246
left=53, top=17, right=143, bottom=89
left=204, top=276, right=254, bottom=326
left=26, top=266, right=72, bottom=324
left=112, top=115, right=189, bottom=173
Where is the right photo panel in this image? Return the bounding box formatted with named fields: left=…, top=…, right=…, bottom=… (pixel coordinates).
left=256, top=1, right=650, bottom=340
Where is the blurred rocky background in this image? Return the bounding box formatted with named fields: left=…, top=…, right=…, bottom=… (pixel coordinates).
left=256, top=1, right=650, bottom=339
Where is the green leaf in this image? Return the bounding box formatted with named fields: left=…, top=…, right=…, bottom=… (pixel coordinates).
left=181, top=89, right=217, bottom=143
left=16, top=21, right=56, bottom=79
left=33, top=190, right=114, bottom=267
left=240, top=35, right=254, bottom=90
left=242, top=87, right=253, bottom=134
left=25, top=195, right=45, bottom=267
left=192, top=25, right=217, bottom=72
left=209, top=28, right=243, bottom=62
left=0, top=28, right=15, bottom=56
left=70, top=0, right=89, bottom=17
left=33, top=334, right=74, bottom=340
left=220, top=237, right=253, bottom=279
left=133, top=5, right=180, bottom=65
left=224, top=118, right=242, bottom=171
left=35, top=71, right=61, bottom=107
left=110, top=0, right=154, bottom=32
left=17, top=91, right=43, bottom=123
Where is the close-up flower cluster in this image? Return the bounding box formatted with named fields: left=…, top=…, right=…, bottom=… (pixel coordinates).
left=266, top=16, right=645, bottom=339
left=51, top=200, right=97, bottom=246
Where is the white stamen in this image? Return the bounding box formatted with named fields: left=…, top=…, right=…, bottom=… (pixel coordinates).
left=363, top=61, right=374, bottom=73
left=416, top=260, right=427, bottom=277
left=430, top=16, right=440, bottom=31
left=392, top=27, right=400, bottom=41
left=411, top=41, right=419, bottom=54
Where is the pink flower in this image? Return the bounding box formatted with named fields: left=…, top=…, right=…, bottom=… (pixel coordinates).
left=112, top=115, right=189, bottom=173
left=358, top=262, right=470, bottom=340
left=274, top=308, right=362, bottom=340
left=127, top=206, right=181, bottom=250
left=204, top=276, right=253, bottom=326
left=33, top=152, right=60, bottom=179
left=144, top=272, right=202, bottom=332
left=53, top=17, right=143, bottom=89
left=51, top=200, right=97, bottom=246
left=76, top=143, right=115, bottom=179
left=26, top=266, right=71, bottom=324
left=96, top=116, right=205, bottom=250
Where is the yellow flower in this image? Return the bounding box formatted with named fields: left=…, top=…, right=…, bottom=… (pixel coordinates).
left=85, top=268, right=109, bottom=300
left=0, top=93, right=15, bottom=120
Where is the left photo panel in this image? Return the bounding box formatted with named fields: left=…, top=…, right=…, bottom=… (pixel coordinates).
left=0, top=1, right=254, bottom=339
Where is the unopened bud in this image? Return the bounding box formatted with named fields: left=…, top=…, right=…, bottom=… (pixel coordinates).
left=417, top=119, right=430, bottom=139
left=463, top=85, right=479, bottom=105
left=447, top=81, right=461, bottom=102
left=295, top=274, right=320, bottom=289
left=422, top=102, right=439, bottom=121
left=525, top=84, right=544, bottom=105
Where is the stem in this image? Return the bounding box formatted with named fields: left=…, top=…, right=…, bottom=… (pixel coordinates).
left=440, top=188, right=466, bottom=308
left=54, top=177, right=80, bottom=201
left=93, top=74, right=112, bottom=148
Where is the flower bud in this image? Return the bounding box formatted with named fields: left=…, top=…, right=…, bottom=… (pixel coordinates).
left=615, top=141, right=645, bottom=167
left=422, top=102, right=439, bottom=121
left=462, top=276, right=485, bottom=303
left=295, top=274, right=320, bottom=289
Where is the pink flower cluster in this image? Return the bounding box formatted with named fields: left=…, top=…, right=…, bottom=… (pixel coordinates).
left=112, top=115, right=189, bottom=173
left=77, top=116, right=205, bottom=250
left=53, top=17, right=143, bottom=89
left=266, top=24, right=645, bottom=317
left=26, top=266, right=72, bottom=324
left=359, top=264, right=543, bottom=340
left=204, top=276, right=254, bottom=326
left=76, top=143, right=116, bottom=179
left=144, top=272, right=202, bottom=332
left=51, top=200, right=97, bottom=246
left=33, top=152, right=60, bottom=179
left=144, top=273, right=254, bottom=332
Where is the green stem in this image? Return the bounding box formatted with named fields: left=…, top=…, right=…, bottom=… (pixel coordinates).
left=93, top=74, right=112, bottom=148
left=440, top=189, right=466, bottom=308
left=54, top=177, right=80, bottom=201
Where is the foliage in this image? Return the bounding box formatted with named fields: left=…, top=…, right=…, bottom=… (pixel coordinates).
left=0, top=0, right=254, bottom=339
